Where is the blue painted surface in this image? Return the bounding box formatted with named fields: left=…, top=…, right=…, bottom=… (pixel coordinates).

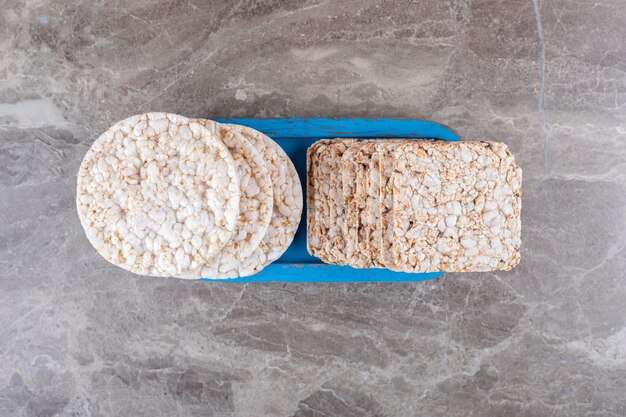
left=201, top=118, right=461, bottom=283
left=202, top=264, right=443, bottom=283
left=217, top=117, right=461, bottom=141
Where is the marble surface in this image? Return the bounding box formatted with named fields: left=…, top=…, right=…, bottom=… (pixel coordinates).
left=1, top=0, right=625, bottom=416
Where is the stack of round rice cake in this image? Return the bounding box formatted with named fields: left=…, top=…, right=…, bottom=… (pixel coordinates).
left=220, top=124, right=303, bottom=277
left=191, top=120, right=274, bottom=278
left=306, top=138, right=522, bottom=273
left=77, top=113, right=302, bottom=279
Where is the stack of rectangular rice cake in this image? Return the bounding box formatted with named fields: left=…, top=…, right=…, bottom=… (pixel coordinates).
left=306, top=139, right=522, bottom=272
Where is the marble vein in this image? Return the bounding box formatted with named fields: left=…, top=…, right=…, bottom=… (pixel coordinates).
left=532, top=0, right=550, bottom=177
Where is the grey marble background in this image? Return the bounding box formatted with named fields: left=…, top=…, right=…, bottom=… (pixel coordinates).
left=1, top=0, right=625, bottom=416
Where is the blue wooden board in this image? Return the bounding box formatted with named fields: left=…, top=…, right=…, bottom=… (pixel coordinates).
left=200, top=118, right=461, bottom=283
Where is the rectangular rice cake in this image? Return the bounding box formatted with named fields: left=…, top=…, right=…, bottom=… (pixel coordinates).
left=377, top=141, right=403, bottom=269
left=366, top=149, right=383, bottom=267
left=323, top=140, right=357, bottom=265
left=341, top=143, right=363, bottom=265
left=307, top=139, right=355, bottom=264
left=392, top=141, right=522, bottom=272
left=305, top=141, right=320, bottom=256
left=343, top=139, right=400, bottom=269
left=306, top=141, right=333, bottom=259
left=354, top=142, right=381, bottom=268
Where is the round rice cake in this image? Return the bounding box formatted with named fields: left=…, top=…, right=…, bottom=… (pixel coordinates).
left=192, top=119, right=274, bottom=277
left=76, top=112, right=240, bottom=278
left=201, top=124, right=302, bottom=278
